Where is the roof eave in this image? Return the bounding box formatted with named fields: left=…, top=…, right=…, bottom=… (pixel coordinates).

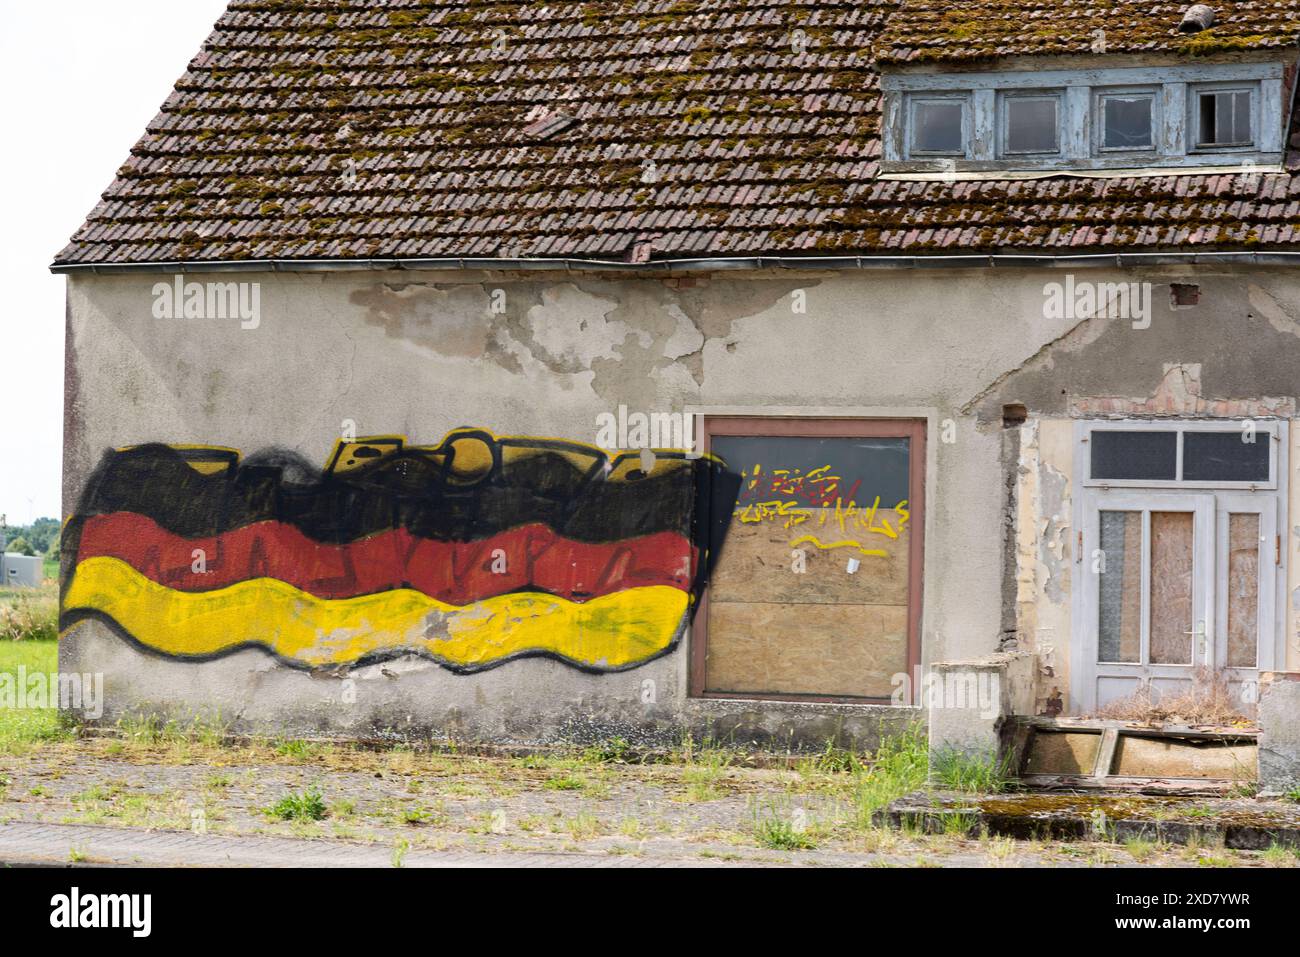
left=48, top=249, right=1300, bottom=276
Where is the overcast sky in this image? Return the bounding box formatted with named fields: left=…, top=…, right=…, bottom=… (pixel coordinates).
left=0, top=1, right=230, bottom=527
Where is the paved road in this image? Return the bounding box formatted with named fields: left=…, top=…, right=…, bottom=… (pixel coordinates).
left=0, top=821, right=739, bottom=868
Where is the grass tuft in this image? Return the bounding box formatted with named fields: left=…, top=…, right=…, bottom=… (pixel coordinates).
left=853, top=722, right=929, bottom=824
left=930, top=748, right=1014, bottom=794
left=266, top=786, right=327, bottom=822
left=0, top=639, right=71, bottom=753
left=750, top=798, right=818, bottom=850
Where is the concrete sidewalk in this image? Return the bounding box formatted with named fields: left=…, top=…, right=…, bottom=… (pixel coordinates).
left=0, top=821, right=732, bottom=868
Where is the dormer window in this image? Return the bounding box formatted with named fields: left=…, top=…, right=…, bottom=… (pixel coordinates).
left=881, top=61, right=1285, bottom=176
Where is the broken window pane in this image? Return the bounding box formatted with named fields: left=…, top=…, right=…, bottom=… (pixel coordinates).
left=1101, top=94, right=1154, bottom=150
left=1149, top=511, right=1194, bottom=665
left=911, top=99, right=964, bottom=154
left=1091, top=430, right=1177, bottom=481
left=1005, top=96, right=1059, bottom=153
left=1197, top=90, right=1253, bottom=147
left=1098, top=510, right=1142, bottom=663
left=1226, top=513, right=1260, bottom=668
left=1182, top=431, right=1270, bottom=482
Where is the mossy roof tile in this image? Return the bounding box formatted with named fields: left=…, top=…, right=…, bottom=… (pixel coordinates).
left=53, top=0, right=1300, bottom=266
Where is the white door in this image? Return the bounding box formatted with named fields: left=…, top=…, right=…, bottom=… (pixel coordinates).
left=1078, top=492, right=1215, bottom=711
left=1213, top=494, right=1277, bottom=709
left=1076, top=490, right=1279, bottom=713
left=1071, top=420, right=1286, bottom=715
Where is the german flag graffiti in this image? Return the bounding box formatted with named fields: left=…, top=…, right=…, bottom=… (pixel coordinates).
left=62, top=429, right=740, bottom=673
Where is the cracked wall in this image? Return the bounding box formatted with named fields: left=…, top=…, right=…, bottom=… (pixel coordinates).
left=60, top=264, right=1300, bottom=741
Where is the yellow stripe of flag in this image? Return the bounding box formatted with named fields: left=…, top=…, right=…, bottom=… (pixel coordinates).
left=64, top=556, right=688, bottom=670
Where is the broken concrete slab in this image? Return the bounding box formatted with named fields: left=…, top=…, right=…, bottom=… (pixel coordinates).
left=879, top=790, right=1300, bottom=849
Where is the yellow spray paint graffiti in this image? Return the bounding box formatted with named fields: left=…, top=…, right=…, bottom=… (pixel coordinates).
left=732, top=461, right=910, bottom=557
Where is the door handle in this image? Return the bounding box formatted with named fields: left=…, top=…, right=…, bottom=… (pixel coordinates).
left=1183, top=620, right=1208, bottom=663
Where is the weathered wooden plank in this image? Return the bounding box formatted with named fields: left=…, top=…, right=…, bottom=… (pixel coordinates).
left=1260, top=78, right=1283, bottom=152
left=1092, top=727, right=1121, bottom=777
left=1161, top=82, right=1187, bottom=157
left=1022, top=716, right=1260, bottom=740
left=1018, top=774, right=1236, bottom=796
left=971, top=89, right=995, bottom=160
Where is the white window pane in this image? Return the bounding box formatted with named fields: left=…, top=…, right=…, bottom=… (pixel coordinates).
left=1102, top=95, right=1153, bottom=149
left=1006, top=97, right=1058, bottom=153
left=912, top=100, right=963, bottom=154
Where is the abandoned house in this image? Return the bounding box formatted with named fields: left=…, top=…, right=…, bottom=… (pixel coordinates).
left=50, top=0, right=1300, bottom=771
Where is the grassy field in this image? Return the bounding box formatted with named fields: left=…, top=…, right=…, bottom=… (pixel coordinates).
left=0, top=581, right=58, bottom=642
left=0, top=638, right=62, bottom=749
left=0, top=580, right=63, bottom=749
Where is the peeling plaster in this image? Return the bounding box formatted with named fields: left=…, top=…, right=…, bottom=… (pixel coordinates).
left=1072, top=362, right=1295, bottom=417
left=1249, top=283, right=1300, bottom=339
left=1037, top=463, right=1070, bottom=604
left=967, top=277, right=1300, bottom=422
left=349, top=278, right=811, bottom=405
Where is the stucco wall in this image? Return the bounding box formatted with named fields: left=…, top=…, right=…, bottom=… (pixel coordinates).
left=59, top=264, right=1300, bottom=744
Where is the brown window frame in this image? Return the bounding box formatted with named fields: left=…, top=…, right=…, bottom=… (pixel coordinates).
left=690, top=416, right=926, bottom=704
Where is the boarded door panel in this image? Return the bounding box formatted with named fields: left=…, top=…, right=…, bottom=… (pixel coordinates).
left=699, top=423, right=921, bottom=701
left=705, top=602, right=908, bottom=698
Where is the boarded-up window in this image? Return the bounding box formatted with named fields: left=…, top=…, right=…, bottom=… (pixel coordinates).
left=697, top=420, right=923, bottom=701
left=1149, top=511, right=1195, bottom=665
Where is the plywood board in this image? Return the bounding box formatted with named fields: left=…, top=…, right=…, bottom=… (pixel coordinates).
left=711, top=513, right=909, bottom=605
left=705, top=601, right=907, bottom=698
left=1149, top=511, right=1194, bottom=665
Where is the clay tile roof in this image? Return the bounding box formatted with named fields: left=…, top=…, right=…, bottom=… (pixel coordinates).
left=875, top=0, right=1300, bottom=64
left=52, top=0, right=1300, bottom=268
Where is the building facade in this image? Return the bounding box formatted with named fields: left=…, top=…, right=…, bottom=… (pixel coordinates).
left=52, top=1, right=1300, bottom=748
